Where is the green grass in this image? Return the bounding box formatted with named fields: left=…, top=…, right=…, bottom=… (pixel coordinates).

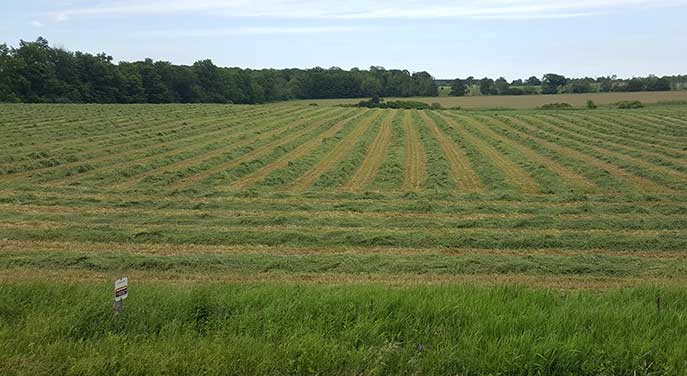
left=2, top=282, right=687, bottom=375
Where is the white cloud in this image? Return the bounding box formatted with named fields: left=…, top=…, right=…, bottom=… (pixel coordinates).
left=50, top=0, right=687, bottom=20
left=31, top=20, right=44, bottom=27
left=130, top=26, right=362, bottom=38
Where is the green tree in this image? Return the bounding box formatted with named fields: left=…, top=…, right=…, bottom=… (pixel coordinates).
left=526, top=76, right=541, bottom=86
left=449, top=79, right=467, bottom=96
left=542, top=73, right=567, bottom=94
left=494, top=77, right=510, bottom=95
left=479, top=78, right=495, bottom=95
left=361, top=76, right=382, bottom=97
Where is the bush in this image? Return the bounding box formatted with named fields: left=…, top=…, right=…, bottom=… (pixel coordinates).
left=356, top=98, right=430, bottom=110
left=385, top=101, right=431, bottom=109
left=540, top=102, right=573, bottom=110
left=612, top=100, right=643, bottom=109
left=586, top=100, right=597, bottom=109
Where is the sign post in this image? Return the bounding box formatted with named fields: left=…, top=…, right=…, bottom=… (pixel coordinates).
left=113, top=277, right=128, bottom=314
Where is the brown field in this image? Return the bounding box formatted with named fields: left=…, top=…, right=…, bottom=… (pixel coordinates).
left=291, top=90, right=687, bottom=109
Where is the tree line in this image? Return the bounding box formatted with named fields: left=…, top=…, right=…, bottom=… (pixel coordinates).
left=0, top=38, right=437, bottom=104
left=2, top=37, right=685, bottom=104
left=446, top=73, right=686, bottom=96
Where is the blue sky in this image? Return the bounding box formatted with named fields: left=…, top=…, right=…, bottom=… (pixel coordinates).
left=2, top=0, right=686, bottom=79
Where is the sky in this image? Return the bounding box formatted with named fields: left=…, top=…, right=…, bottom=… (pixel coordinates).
left=2, top=0, right=687, bottom=79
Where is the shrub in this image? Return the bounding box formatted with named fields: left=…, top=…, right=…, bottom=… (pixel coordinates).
left=612, top=100, right=643, bottom=109
left=586, top=100, right=597, bottom=109
left=356, top=98, right=430, bottom=110
left=540, top=102, right=573, bottom=110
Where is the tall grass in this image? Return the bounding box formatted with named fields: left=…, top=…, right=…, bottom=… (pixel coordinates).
left=1, top=282, right=686, bottom=375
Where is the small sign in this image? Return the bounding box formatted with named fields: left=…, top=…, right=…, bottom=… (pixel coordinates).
left=114, top=277, right=128, bottom=302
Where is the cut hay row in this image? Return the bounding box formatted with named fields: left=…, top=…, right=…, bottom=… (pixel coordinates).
left=583, top=112, right=686, bottom=144
left=119, top=107, right=344, bottom=190
left=610, top=113, right=687, bottom=141
left=419, top=111, right=484, bottom=192
left=3, top=187, right=686, bottom=214
left=3, top=247, right=687, bottom=285
left=638, top=113, right=687, bottom=130
left=0, top=113, right=237, bottom=181
left=286, top=110, right=384, bottom=192
left=0, top=105, right=201, bottom=143
left=1, top=219, right=683, bottom=254
left=1, top=203, right=683, bottom=232
left=517, top=115, right=686, bottom=190
left=0, top=105, right=272, bottom=162
left=226, top=110, right=372, bottom=191
left=341, top=111, right=397, bottom=191
left=6, top=202, right=682, bottom=223
left=549, top=113, right=687, bottom=162
left=500, top=116, right=673, bottom=193
left=45, top=107, right=317, bottom=187
left=0, top=106, right=303, bottom=181
left=553, top=113, right=687, bottom=162
left=591, top=113, right=687, bottom=149
left=0, top=111, right=225, bottom=171
left=401, top=110, right=427, bottom=191
left=4, top=238, right=686, bottom=260
left=451, top=113, right=598, bottom=193
left=437, top=113, right=541, bottom=194
left=1, top=216, right=681, bottom=238
left=4, top=267, right=686, bottom=289
left=540, top=114, right=687, bottom=180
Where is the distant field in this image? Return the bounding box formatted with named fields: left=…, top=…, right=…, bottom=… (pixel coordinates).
left=293, top=90, right=687, bottom=109
left=1, top=103, right=687, bottom=374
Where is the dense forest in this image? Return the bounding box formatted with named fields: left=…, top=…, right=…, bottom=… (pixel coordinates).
left=0, top=38, right=437, bottom=104
left=1, top=37, right=685, bottom=104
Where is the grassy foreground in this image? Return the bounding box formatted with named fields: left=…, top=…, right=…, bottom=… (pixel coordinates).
left=1, top=282, right=686, bottom=375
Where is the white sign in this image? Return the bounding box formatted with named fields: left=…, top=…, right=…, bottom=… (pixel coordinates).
left=114, top=277, right=128, bottom=302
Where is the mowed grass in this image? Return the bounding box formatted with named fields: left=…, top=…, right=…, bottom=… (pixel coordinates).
left=1, top=103, right=687, bottom=374
left=291, top=90, right=687, bottom=109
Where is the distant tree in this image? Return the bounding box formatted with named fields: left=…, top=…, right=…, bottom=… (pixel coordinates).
left=411, top=71, right=438, bottom=97
left=479, top=78, right=495, bottom=95
left=542, top=73, right=567, bottom=94
left=625, top=78, right=645, bottom=92
left=597, top=76, right=613, bottom=92
left=139, top=59, right=171, bottom=103
left=526, top=76, right=541, bottom=86
left=565, top=81, right=593, bottom=94
left=494, top=77, right=510, bottom=95
left=449, top=78, right=467, bottom=96
left=645, top=76, right=671, bottom=91
left=360, top=76, right=381, bottom=97
left=0, top=43, right=24, bottom=102
left=192, top=59, right=226, bottom=102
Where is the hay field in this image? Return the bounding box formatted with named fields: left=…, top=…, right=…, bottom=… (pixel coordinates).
left=1, top=103, right=687, bottom=374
